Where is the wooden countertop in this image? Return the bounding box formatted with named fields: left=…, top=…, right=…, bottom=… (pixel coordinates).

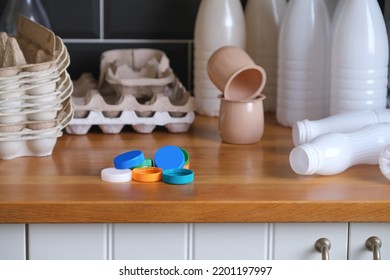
left=1, top=114, right=390, bottom=223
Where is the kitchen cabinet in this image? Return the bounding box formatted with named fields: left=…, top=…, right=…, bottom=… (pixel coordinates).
left=2, top=222, right=389, bottom=260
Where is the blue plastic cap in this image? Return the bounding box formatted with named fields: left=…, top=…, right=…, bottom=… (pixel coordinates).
left=154, top=145, right=185, bottom=170
left=114, top=150, right=145, bottom=169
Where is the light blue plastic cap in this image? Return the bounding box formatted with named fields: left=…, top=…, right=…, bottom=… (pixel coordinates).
left=154, top=145, right=185, bottom=170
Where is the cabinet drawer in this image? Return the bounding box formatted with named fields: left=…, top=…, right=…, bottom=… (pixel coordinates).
left=272, top=223, right=348, bottom=260
left=349, top=223, right=390, bottom=260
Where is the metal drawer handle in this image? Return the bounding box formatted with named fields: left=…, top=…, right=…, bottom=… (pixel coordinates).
left=315, top=238, right=331, bottom=260
left=365, top=236, right=382, bottom=260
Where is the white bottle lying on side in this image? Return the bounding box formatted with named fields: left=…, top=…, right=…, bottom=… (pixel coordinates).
left=292, top=109, right=390, bottom=146
left=289, top=122, right=390, bottom=176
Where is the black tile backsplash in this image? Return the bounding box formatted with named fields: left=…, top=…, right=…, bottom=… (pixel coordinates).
left=41, top=0, right=100, bottom=39
left=0, top=0, right=386, bottom=92
left=104, top=0, right=200, bottom=39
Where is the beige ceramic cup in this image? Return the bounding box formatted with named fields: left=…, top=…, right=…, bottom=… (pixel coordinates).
left=208, top=46, right=266, bottom=101
left=218, top=94, right=266, bottom=144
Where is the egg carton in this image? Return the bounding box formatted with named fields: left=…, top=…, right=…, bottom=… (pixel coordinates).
left=0, top=100, right=73, bottom=160
left=0, top=16, right=57, bottom=77
left=0, top=72, right=73, bottom=132
left=66, top=73, right=196, bottom=134
left=0, top=35, right=70, bottom=89
left=100, top=48, right=175, bottom=97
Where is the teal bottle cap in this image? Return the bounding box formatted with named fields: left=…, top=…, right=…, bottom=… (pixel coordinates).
left=114, top=150, right=145, bottom=169
left=154, top=145, right=185, bottom=170
left=162, top=168, right=194, bottom=185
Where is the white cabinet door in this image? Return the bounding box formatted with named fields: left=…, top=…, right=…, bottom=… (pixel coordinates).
left=272, top=223, right=348, bottom=260
left=112, top=223, right=188, bottom=260
left=28, top=224, right=108, bottom=260
left=0, top=224, right=26, bottom=260
left=193, top=223, right=268, bottom=260
left=349, top=223, right=390, bottom=260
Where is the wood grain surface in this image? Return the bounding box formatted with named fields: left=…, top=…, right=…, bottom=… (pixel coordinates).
left=1, top=114, right=390, bottom=223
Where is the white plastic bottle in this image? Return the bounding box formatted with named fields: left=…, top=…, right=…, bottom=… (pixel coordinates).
left=330, top=0, right=389, bottom=115
left=379, top=144, right=390, bottom=180
left=289, top=122, right=390, bottom=176
left=245, top=0, right=287, bottom=112
left=276, top=0, right=331, bottom=127
left=194, top=0, right=246, bottom=117
left=292, top=108, right=390, bottom=146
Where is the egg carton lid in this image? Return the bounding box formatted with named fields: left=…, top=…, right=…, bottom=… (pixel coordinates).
left=72, top=73, right=195, bottom=114
left=99, top=48, right=171, bottom=86
left=0, top=16, right=57, bottom=77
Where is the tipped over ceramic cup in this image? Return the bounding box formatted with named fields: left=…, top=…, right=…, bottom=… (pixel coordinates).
left=218, top=94, right=266, bottom=144
left=208, top=46, right=266, bottom=101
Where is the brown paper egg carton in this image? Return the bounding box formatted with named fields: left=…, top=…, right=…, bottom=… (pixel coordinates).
left=0, top=17, right=74, bottom=159
left=66, top=73, right=196, bottom=134
left=0, top=16, right=58, bottom=77
left=0, top=101, right=73, bottom=159
left=0, top=72, right=73, bottom=132
left=99, top=48, right=175, bottom=96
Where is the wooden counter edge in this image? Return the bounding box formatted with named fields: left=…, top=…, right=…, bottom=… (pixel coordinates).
left=1, top=201, right=389, bottom=223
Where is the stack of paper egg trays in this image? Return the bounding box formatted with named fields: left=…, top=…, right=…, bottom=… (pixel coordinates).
left=66, top=48, right=196, bottom=135
left=0, top=17, right=73, bottom=160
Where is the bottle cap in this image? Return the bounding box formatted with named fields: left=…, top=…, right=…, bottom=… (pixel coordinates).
left=133, top=158, right=153, bottom=169
left=162, top=168, right=194, bottom=185
left=154, top=145, right=185, bottom=170
left=132, top=167, right=163, bottom=182
left=114, top=150, right=144, bottom=169
left=101, top=167, right=132, bottom=183
left=180, top=147, right=190, bottom=169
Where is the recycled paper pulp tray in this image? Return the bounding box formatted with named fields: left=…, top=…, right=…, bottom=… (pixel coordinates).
left=100, top=48, right=175, bottom=96
left=0, top=101, right=73, bottom=160
left=0, top=16, right=56, bottom=77
left=66, top=73, right=196, bottom=134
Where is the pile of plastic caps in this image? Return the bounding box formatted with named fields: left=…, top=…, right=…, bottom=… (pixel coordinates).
left=101, top=145, right=194, bottom=185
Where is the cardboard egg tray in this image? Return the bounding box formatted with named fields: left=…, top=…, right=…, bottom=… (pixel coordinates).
left=0, top=101, right=73, bottom=159
left=66, top=73, right=195, bottom=134
left=0, top=17, right=74, bottom=159
left=0, top=16, right=57, bottom=77
left=99, top=48, right=175, bottom=96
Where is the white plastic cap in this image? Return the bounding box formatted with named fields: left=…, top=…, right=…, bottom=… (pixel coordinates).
left=101, top=167, right=132, bottom=183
